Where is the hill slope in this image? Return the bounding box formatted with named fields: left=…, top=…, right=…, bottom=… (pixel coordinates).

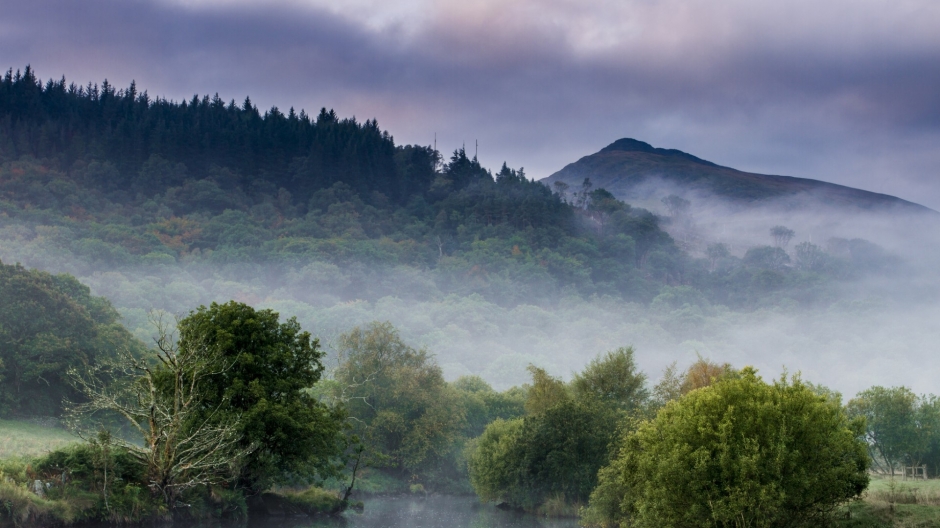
left=545, top=138, right=934, bottom=214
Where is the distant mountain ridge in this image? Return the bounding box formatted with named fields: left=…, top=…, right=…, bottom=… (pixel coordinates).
left=546, top=139, right=935, bottom=214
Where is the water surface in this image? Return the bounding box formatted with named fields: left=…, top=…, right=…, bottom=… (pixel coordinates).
left=245, top=496, right=579, bottom=528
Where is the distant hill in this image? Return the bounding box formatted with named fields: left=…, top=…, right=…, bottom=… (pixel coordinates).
left=545, top=138, right=935, bottom=214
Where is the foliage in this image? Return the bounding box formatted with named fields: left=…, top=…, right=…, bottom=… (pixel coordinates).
left=332, top=322, right=466, bottom=484
left=451, top=375, right=526, bottom=439
left=175, top=301, right=346, bottom=493
left=648, top=357, right=735, bottom=411
left=0, top=479, right=81, bottom=526
left=0, top=442, right=162, bottom=525
left=571, top=347, right=647, bottom=413
left=589, top=368, right=870, bottom=528
left=466, top=417, right=526, bottom=505
left=67, top=313, right=249, bottom=508
left=467, top=351, right=642, bottom=512
left=847, top=387, right=940, bottom=476
left=524, top=365, right=570, bottom=415
left=467, top=399, right=618, bottom=512
left=0, top=259, right=146, bottom=417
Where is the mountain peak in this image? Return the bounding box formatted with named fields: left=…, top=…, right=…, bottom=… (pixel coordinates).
left=547, top=138, right=934, bottom=214
left=600, top=138, right=719, bottom=167
left=600, top=138, right=657, bottom=153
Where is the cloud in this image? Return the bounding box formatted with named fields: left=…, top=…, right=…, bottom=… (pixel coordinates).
left=3, top=0, right=940, bottom=206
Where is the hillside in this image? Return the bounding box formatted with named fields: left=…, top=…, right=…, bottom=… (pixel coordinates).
left=1, top=67, right=932, bottom=389
left=545, top=138, right=935, bottom=214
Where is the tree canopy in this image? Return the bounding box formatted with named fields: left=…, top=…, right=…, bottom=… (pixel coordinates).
left=0, top=259, right=145, bottom=417
left=847, top=386, right=940, bottom=476
left=332, top=322, right=466, bottom=483
left=467, top=350, right=650, bottom=512
left=175, top=301, right=346, bottom=492
left=588, top=368, right=869, bottom=528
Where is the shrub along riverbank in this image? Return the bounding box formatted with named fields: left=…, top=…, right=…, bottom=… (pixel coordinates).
left=0, top=300, right=355, bottom=526
left=0, top=447, right=347, bottom=526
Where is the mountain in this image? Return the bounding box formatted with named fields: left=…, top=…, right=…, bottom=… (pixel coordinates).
left=544, top=138, right=935, bottom=214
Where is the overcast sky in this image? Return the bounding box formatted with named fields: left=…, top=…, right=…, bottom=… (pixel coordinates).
left=3, top=0, right=940, bottom=207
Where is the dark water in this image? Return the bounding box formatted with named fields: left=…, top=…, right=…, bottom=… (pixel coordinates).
left=244, top=496, right=580, bottom=528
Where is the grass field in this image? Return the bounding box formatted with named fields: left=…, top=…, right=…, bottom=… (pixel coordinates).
left=0, top=419, right=80, bottom=458
left=834, top=477, right=940, bottom=527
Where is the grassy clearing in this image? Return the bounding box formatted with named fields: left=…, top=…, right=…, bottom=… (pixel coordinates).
left=0, top=420, right=79, bottom=458
left=832, top=478, right=940, bottom=527
left=867, top=478, right=940, bottom=505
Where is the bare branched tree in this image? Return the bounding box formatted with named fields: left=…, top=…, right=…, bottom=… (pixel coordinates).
left=770, top=225, right=795, bottom=249
left=552, top=181, right=570, bottom=203
left=574, top=178, right=593, bottom=209
left=67, top=312, right=251, bottom=508
left=661, top=195, right=691, bottom=219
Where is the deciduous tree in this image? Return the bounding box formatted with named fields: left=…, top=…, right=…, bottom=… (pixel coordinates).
left=67, top=313, right=248, bottom=508
left=588, top=369, right=869, bottom=528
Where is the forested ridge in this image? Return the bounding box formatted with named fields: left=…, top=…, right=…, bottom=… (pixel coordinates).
left=0, top=66, right=896, bottom=311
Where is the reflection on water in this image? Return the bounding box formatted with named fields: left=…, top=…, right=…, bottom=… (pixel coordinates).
left=245, top=496, right=579, bottom=528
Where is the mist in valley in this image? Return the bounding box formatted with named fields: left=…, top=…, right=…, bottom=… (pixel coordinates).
left=3, top=181, right=938, bottom=399
left=5, top=1, right=940, bottom=524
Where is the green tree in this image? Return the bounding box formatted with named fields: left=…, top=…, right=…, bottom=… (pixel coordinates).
left=846, top=386, right=937, bottom=475
left=468, top=355, right=636, bottom=512
left=466, top=417, right=526, bottom=505
left=332, top=322, right=465, bottom=483
left=649, top=357, right=735, bottom=412
left=661, top=195, right=691, bottom=219
left=770, top=225, right=795, bottom=249
left=68, top=313, right=248, bottom=508
left=794, top=241, right=824, bottom=271
left=917, top=396, right=940, bottom=477
left=571, top=347, right=648, bottom=413
left=468, top=398, right=619, bottom=511
left=706, top=243, right=730, bottom=271
left=589, top=368, right=869, bottom=528
left=0, top=260, right=145, bottom=417
left=524, top=365, right=569, bottom=415
left=744, top=245, right=790, bottom=271
left=451, top=376, right=526, bottom=439
left=175, top=301, right=345, bottom=493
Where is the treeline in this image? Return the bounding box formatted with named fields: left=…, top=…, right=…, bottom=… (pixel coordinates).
left=0, top=269, right=931, bottom=527
left=0, top=66, right=901, bottom=311
left=0, top=66, right=432, bottom=204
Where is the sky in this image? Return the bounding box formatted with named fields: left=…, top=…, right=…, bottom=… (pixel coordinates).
left=3, top=0, right=940, bottom=207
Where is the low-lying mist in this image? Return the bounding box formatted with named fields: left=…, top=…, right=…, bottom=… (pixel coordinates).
left=4, top=178, right=940, bottom=399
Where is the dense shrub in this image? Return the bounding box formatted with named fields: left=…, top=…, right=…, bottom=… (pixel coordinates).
left=586, top=369, right=870, bottom=528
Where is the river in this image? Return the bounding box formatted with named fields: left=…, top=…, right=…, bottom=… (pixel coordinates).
left=244, top=496, right=580, bottom=528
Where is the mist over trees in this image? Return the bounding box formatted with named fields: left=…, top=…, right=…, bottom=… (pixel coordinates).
left=3, top=65, right=939, bottom=403
left=0, top=269, right=930, bottom=525
left=0, top=66, right=900, bottom=309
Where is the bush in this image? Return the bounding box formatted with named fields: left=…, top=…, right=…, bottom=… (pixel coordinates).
left=467, top=399, right=617, bottom=512
left=279, top=486, right=344, bottom=515
left=587, top=368, right=870, bottom=527
left=0, top=480, right=77, bottom=526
